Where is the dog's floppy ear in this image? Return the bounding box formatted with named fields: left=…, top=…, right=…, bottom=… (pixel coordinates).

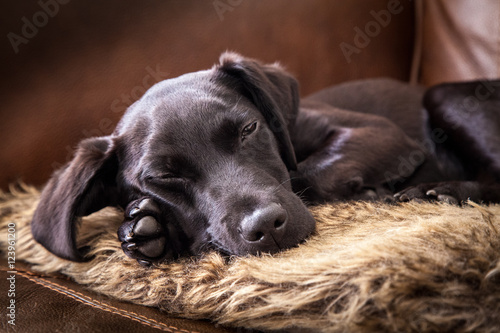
left=32, top=136, right=120, bottom=262
left=216, top=52, right=299, bottom=170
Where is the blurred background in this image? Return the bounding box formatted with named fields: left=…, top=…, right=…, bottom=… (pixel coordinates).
left=1, top=0, right=498, bottom=190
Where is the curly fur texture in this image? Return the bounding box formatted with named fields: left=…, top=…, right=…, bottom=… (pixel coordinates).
left=1, top=184, right=500, bottom=332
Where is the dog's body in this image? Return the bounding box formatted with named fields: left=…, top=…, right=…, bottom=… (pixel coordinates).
left=31, top=53, right=500, bottom=265
left=295, top=79, right=500, bottom=204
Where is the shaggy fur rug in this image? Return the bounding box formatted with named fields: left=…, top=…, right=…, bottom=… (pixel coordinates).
left=1, top=184, right=500, bottom=332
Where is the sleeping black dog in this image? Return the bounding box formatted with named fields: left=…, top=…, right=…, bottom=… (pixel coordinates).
left=31, top=52, right=500, bottom=266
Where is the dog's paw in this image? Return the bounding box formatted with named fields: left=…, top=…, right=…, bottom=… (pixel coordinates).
left=393, top=182, right=475, bottom=205
left=117, top=198, right=171, bottom=266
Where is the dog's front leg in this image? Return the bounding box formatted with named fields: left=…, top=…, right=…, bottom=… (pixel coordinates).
left=290, top=121, right=403, bottom=203
left=117, top=197, right=173, bottom=266
left=292, top=102, right=436, bottom=203
left=290, top=153, right=390, bottom=203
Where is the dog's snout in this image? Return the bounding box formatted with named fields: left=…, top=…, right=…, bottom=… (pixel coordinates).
left=238, top=203, right=287, bottom=245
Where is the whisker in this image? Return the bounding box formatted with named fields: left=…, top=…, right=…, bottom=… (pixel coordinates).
left=272, top=177, right=294, bottom=193
left=295, top=186, right=314, bottom=205
left=206, top=240, right=232, bottom=257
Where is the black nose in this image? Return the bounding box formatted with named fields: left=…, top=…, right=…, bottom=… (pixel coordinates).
left=239, top=203, right=287, bottom=245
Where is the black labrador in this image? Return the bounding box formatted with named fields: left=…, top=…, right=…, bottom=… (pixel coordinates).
left=31, top=52, right=500, bottom=266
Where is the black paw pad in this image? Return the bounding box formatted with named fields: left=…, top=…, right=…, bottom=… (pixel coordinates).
left=118, top=198, right=170, bottom=264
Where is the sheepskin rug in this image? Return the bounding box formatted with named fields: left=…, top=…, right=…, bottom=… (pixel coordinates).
left=1, top=184, right=500, bottom=332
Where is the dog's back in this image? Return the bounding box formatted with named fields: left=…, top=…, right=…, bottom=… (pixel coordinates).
left=306, top=78, right=427, bottom=142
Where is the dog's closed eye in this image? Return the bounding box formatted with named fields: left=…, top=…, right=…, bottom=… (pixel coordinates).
left=144, top=173, right=186, bottom=187
left=155, top=173, right=184, bottom=181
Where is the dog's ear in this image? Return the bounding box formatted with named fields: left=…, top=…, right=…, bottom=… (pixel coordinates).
left=216, top=52, right=299, bottom=170
left=31, top=136, right=120, bottom=262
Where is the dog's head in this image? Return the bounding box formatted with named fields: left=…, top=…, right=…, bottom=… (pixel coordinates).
left=31, top=52, right=316, bottom=261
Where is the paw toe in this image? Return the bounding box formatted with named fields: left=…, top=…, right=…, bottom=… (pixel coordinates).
left=398, top=193, right=410, bottom=202
left=117, top=220, right=136, bottom=241
left=134, top=216, right=162, bottom=237
left=426, top=187, right=458, bottom=204
left=426, top=189, right=437, bottom=197
left=437, top=194, right=458, bottom=205
left=136, top=236, right=166, bottom=258
left=137, top=259, right=152, bottom=267
left=121, top=236, right=166, bottom=261
left=138, top=198, right=161, bottom=214
left=126, top=198, right=161, bottom=218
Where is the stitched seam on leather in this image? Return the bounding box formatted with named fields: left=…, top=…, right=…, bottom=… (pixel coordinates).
left=16, top=271, right=200, bottom=333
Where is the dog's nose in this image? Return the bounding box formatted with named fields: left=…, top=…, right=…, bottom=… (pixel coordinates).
left=238, top=203, right=287, bottom=245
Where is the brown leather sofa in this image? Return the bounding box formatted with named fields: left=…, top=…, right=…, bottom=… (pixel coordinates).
left=1, top=0, right=416, bottom=190
left=2, top=0, right=498, bottom=332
